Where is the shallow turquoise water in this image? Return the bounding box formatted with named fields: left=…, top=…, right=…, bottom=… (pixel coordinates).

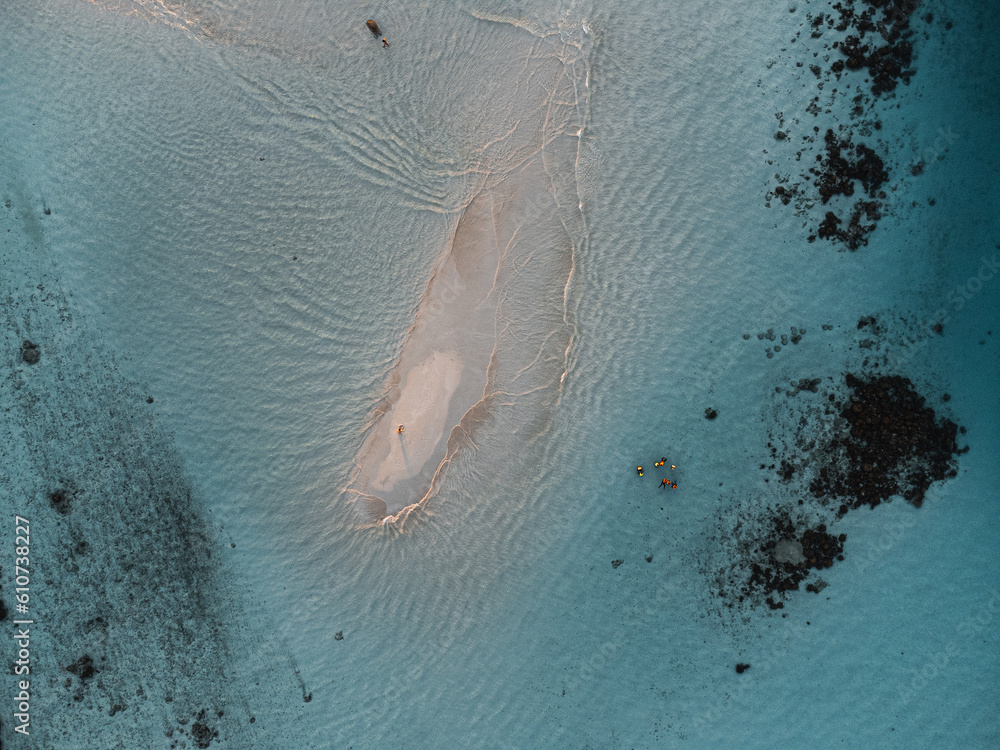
left=0, top=0, right=997, bottom=747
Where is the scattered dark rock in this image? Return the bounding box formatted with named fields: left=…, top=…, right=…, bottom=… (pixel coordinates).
left=807, top=130, right=887, bottom=249
left=815, top=129, right=888, bottom=204
left=645, top=554, right=653, bottom=563
left=749, top=517, right=845, bottom=599
left=334, top=631, right=343, bottom=641
left=790, top=378, right=822, bottom=395
left=611, top=559, right=624, bottom=569
left=831, top=0, right=918, bottom=96
left=21, top=340, right=40, bottom=365
left=777, top=460, right=797, bottom=481
left=191, top=710, right=218, bottom=748
left=705, top=408, right=718, bottom=420
left=712, top=502, right=850, bottom=614
left=50, top=489, right=72, bottom=515
left=770, top=0, right=923, bottom=249
left=816, top=200, right=882, bottom=249
left=818, top=211, right=841, bottom=241
left=66, top=655, right=98, bottom=682
left=735, top=663, right=751, bottom=674
left=772, top=184, right=795, bottom=205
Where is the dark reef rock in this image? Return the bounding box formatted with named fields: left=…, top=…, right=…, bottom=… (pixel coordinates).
left=815, top=130, right=888, bottom=204
left=705, top=408, right=718, bottom=420
left=611, top=559, right=624, bottom=569
left=808, top=130, right=887, bottom=250
left=51, top=489, right=72, bottom=515
left=809, top=374, right=961, bottom=510
left=790, top=378, right=822, bottom=395
left=748, top=517, right=845, bottom=600
left=191, top=710, right=219, bottom=748
left=817, top=201, right=881, bottom=250
left=769, top=0, right=927, bottom=248
left=735, top=663, right=751, bottom=674
left=21, top=340, right=40, bottom=365
left=66, top=655, right=98, bottom=681
left=831, top=0, right=919, bottom=96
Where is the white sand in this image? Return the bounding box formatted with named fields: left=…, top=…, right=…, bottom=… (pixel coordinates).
left=370, top=350, right=463, bottom=493
left=347, top=23, right=589, bottom=524
left=348, top=183, right=502, bottom=520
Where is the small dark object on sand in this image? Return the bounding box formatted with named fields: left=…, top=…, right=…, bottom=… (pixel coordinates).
left=705, top=407, right=718, bottom=420
left=735, top=663, right=751, bottom=674
left=334, top=631, right=344, bottom=641
left=366, top=19, right=381, bottom=36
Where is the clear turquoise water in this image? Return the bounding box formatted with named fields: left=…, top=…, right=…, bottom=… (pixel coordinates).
left=1, top=0, right=997, bottom=747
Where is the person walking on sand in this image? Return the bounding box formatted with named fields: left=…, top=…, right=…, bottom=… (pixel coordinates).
left=660, top=478, right=669, bottom=489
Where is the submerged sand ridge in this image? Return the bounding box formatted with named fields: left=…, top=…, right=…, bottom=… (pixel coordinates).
left=348, top=17, right=590, bottom=525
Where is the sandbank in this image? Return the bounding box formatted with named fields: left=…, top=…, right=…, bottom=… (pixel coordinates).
left=348, top=21, right=590, bottom=524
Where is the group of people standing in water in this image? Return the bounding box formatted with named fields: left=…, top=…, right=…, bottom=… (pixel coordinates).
left=636, top=458, right=677, bottom=489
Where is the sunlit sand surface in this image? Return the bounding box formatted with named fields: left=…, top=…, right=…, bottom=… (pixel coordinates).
left=348, top=19, right=590, bottom=525
left=370, top=350, right=463, bottom=494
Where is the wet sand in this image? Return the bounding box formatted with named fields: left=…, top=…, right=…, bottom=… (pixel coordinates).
left=347, top=27, right=589, bottom=524
left=348, top=19, right=586, bottom=523
left=369, top=350, right=464, bottom=495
